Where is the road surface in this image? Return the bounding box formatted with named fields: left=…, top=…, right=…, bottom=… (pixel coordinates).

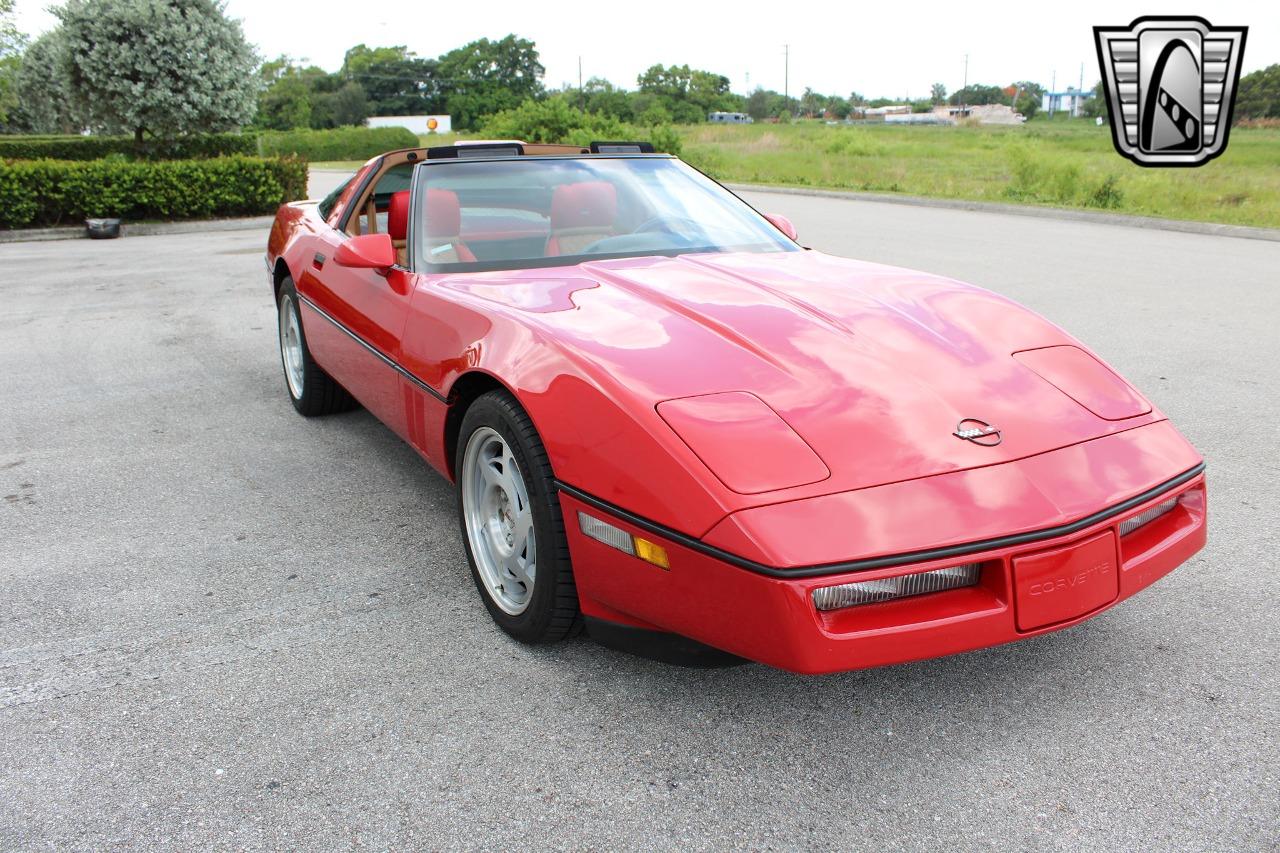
left=1, top=187, right=1276, bottom=850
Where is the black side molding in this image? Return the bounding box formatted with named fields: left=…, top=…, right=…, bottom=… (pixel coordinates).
left=557, top=461, right=1206, bottom=580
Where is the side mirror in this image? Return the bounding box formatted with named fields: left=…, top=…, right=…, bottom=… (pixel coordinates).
left=334, top=233, right=396, bottom=271
left=764, top=213, right=798, bottom=242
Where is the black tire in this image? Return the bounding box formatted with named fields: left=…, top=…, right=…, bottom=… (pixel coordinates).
left=455, top=389, right=581, bottom=643
left=276, top=277, right=357, bottom=417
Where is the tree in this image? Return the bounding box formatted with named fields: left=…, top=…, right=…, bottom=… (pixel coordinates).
left=255, top=58, right=315, bottom=130
left=579, top=77, right=633, bottom=121
left=1082, top=81, right=1108, bottom=120
left=437, top=35, right=544, bottom=130
left=56, top=0, right=257, bottom=143
left=341, top=44, right=436, bottom=116
left=1236, top=64, right=1280, bottom=120
left=799, top=87, right=825, bottom=117
left=949, top=84, right=1007, bottom=106
left=11, top=29, right=85, bottom=132
left=316, top=81, right=369, bottom=128
left=0, top=0, right=26, bottom=125
left=930, top=83, right=947, bottom=105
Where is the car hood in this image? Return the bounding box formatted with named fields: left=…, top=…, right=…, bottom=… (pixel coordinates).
left=442, top=249, right=1161, bottom=497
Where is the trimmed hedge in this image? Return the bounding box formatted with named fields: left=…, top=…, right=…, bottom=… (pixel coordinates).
left=0, top=156, right=308, bottom=229
left=0, top=125, right=421, bottom=163
left=257, top=126, right=419, bottom=161
left=0, top=132, right=259, bottom=161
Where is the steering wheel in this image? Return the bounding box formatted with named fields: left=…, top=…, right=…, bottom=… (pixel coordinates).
left=632, top=216, right=704, bottom=237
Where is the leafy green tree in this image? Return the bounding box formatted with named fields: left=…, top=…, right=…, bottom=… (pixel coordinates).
left=11, top=29, right=86, bottom=132
left=341, top=44, right=437, bottom=116
left=438, top=35, right=544, bottom=130
left=1236, top=64, right=1280, bottom=120
left=315, top=82, right=369, bottom=128
left=930, top=82, right=947, bottom=104
left=56, top=0, right=257, bottom=143
left=580, top=77, right=633, bottom=121
left=1014, top=91, right=1040, bottom=119
left=949, top=84, right=1006, bottom=106
left=826, top=95, right=850, bottom=118
left=255, top=58, right=316, bottom=130
left=799, top=87, right=825, bottom=117
left=0, top=0, right=26, bottom=125
left=637, top=64, right=692, bottom=100
left=745, top=87, right=772, bottom=120
left=637, top=63, right=741, bottom=122
left=1082, top=81, right=1108, bottom=120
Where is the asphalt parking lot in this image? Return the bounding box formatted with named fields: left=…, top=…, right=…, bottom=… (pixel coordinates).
left=2, top=188, right=1277, bottom=850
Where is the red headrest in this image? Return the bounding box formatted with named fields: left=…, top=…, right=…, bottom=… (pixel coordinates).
left=425, top=189, right=462, bottom=237
left=388, top=190, right=410, bottom=240
left=550, top=181, right=616, bottom=229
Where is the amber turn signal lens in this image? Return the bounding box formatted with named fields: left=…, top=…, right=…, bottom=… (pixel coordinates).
left=634, top=538, right=670, bottom=569
left=578, top=512, right=670, bottom=570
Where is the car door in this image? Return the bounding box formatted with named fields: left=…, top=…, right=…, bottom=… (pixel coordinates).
left=296, top=164, right=416, bottom=439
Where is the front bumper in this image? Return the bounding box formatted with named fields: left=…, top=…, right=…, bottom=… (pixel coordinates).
left=559, top=427, right=1207, bottom=674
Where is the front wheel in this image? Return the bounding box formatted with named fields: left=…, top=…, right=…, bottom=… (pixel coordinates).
left=277, top=277, right=356, bottom=416
left=456, top=390, right=580, bottom=643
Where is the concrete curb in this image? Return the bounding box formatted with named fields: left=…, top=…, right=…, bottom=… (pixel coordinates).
left=726, top=184, right=1280, bottom=243
left=0, top=216, right=276, bottom=244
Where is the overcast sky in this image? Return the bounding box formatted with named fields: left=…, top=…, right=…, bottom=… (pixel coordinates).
left=13, top=0, right=1277, bottom=98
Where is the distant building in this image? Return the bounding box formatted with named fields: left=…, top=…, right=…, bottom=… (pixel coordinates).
left=708, top=112, right=753, bottom=124
left=862, top=105, right=912, bottom=117
left=932, top=104, right=1026, bottom=125
left=885, top=112, right=952, bottom=125
left=1041, top=89, right=1094, bottom=118
left=367, top=115, right=452, bottom=134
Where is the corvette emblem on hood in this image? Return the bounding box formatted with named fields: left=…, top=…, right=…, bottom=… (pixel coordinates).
left=954, top=419, right=1003, bottom=447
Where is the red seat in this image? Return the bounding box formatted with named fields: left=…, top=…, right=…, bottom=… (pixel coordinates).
left=546, top=182, right=617, bottom=256
left=388, top=190, right=410, bottom=242
left=423, top=189, right=476, bottom=263
left=387, top=190, right=411, bottom=265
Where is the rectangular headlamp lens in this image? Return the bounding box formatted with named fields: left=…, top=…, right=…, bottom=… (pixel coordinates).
left=813, top=563, right=981, bottom=611
left=1118, top=497, right=1179, bottom=537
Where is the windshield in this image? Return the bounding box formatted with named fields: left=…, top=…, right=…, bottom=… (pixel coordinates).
left=410, top=156, right=798, bottom=272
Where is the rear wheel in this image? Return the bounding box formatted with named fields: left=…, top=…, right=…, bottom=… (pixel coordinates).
left=456, top=390, right=580, bottom=642
left=276, top=277, right=356, bottom=416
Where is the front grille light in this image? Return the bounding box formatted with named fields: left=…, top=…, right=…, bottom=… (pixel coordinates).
left=812, top=563, right=981, bottom=612
left=1118, top=497, right=1179, bottom=537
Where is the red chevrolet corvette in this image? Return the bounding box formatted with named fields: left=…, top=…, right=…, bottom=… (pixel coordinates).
left=265, top=141, right=1206, bottom=674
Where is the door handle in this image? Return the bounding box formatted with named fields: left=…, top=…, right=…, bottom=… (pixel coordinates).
left=312, top=252, right=325, bottom=269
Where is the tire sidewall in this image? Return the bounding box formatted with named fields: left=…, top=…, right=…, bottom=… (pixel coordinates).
left=456, top=393, right=566, bottom=642
left=277, top=277, right=309, bottom=412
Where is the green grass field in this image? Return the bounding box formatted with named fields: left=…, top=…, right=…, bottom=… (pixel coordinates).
left=313, top=121, right=1280, bottom=228
left=681, top=119, right=1280, bottom=228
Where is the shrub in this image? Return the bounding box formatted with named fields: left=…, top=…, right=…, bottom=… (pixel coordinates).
left=257, top=126, right=419, bottom=161
left=0, top=133, right=259, bottom=160
left=1004, top=145, right=1123, bottom=209
left=0, top=156, right=307, bottom=228
left=481, top=99, right=683, bottom=156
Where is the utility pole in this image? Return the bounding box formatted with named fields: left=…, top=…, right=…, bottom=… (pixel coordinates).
left=962, top=53, right=969, bottom=114
left=783, top=44, right=790, bottom=117
left=578, top=56, right=584, bottom=111
left=1050, top=69, right=1056, bottom=118
left=1077, top=62, right=1084, bottom=117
